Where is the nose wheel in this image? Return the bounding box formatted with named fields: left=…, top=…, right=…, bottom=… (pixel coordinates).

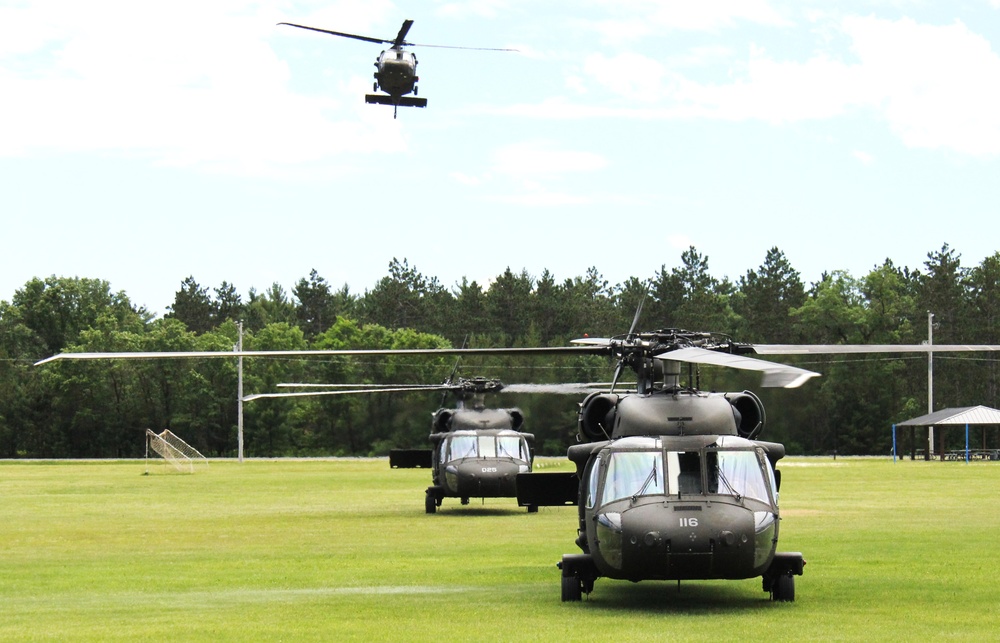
left=769, top=573, right=795, bottom=601
left=561, top=574, right=583, bottom=602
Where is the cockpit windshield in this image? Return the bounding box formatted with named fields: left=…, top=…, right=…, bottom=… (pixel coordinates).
left=444, top=434, right=528, bottom=463
left=597, top=439, right=775, bottom=506
left=707, top=449, right=772, bottom=504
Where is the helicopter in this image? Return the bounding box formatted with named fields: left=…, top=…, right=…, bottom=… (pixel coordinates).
left=278, top=19, right=516, bottom=118
left=515, top=326, right=815, bottom=602
left=389, top=376, right=537, bottom=514
left=247, top=374, right=599, bottom=514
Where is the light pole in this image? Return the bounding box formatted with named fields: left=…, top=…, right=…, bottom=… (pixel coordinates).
left=236, top=321, right=244, bottom=463
left=927, top=311, right=934, bottom=457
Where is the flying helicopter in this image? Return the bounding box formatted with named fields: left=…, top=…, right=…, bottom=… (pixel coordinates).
left=277, top=19, right=516, bottom=118
left=247, top=374, right=598, bottom=514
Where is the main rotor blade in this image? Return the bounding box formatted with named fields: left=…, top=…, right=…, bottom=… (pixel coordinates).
left=570, top=337, right=613, bottom=347
left=627, top=290, right=647, bottom=337
left=245, top=384, right=453, bottom=402
left=278, top=22, right=392, bottom=45
left=407, top=42, right=518, bottom=51
left=276, top=383, right=440, bottom=389
left=750, top=344, right=1000, bottom=355
left=661, top=347, right=820, bottom=389
left=34, top=345, right=598, bottom=366
left=500, top=383, right=615, bottom=394
left=394, top=19, right=413, bottom=47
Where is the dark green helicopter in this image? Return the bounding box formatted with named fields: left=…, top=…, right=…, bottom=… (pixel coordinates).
left=388, top=376, right=537, bottom=514
left=277, top=19, right=516, bottom=118
left=513, top=322, right=1000, bottom=602
left=247, top=374, right=595, bottom=514
left=516, top=327, right=816, bottom=602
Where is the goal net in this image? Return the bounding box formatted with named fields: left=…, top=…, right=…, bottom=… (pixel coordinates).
left=145, top=429, right=208, bottom=473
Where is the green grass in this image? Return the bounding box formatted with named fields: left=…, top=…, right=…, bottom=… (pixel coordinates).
left=2, top=456, right=999, bottom=641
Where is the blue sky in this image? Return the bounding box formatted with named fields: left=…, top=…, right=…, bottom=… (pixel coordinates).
left=2, top=1, right=999, bottom=316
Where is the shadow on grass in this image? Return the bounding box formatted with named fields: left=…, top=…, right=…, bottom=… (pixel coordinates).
left=432, top=507, right=530, bottom=517
left=574, top=580, right=776, bottom=614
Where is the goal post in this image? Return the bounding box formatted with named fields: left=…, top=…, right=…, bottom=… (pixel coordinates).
left=145, top=429, right=208, bottom=473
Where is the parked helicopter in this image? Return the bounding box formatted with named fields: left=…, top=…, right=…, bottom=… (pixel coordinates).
left=246, top=374, right=598, bottom=514
left=515, top=327, right=817, bottom=602
left=278, top=19, right=516, bottom=118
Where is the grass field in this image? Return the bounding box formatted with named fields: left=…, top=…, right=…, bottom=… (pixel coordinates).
left=2, top=456, right=999, bottom=641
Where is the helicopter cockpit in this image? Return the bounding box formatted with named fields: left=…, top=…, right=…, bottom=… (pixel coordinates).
left=580, top=434, right=782, bottom=578
left=440, top=430, right=531, bottom=467
left=587, top=435, right=778, bottom=508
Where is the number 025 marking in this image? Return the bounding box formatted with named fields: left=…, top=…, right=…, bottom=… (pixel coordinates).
left=679, top=517, right=699, bottom=527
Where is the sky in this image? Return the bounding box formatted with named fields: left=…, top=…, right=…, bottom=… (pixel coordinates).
left=2, top=0, right=999, bottom=316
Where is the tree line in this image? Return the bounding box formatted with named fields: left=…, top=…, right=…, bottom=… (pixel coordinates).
left=1, top=245, right=998, bottom=459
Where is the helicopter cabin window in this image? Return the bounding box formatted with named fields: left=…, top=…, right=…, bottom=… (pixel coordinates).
left=447, top=435, right=477, bottom=461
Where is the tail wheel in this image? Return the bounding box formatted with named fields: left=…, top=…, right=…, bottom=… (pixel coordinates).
left=526, top=505, right=538, bottom=513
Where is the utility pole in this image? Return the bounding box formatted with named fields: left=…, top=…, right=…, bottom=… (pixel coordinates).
left=927, top=311, right=934, bottom=458
left=237, top=321, right=244, bottom=463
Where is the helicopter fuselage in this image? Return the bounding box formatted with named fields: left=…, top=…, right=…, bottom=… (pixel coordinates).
left=374, top=48, right=418, bottom=98
left=391, top=405, right=536, bottom=513
left=519, top=388, right=804, bottom=601
left=570, top=434, right=785, bottom=583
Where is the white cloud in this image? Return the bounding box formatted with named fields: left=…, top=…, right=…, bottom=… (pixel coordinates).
left=436, top=0, right=509, bottom=20
left=0, top=0, right=409, bottom=176
left=491, top=140, right=608, bottom=176
left=842, top=16, right=1000, bottom=156
left=524, top=14, right=1000, bottom=157
left=852, top=150, right=874, bottom=165
left=583, top=52, right=667, bottom=102
left=582, top=0, right=791, bottom=43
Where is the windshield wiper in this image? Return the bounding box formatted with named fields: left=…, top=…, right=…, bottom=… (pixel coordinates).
left=633, top=461, right=658, bottom=501
left=716, top=465, right=742, bottom=503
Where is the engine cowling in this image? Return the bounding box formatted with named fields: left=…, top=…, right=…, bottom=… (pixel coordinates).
left=432, top=409, right=454, bottom=433
left=725, top=390, right=766, bottom=439
left=578, top=393, right=619, bottom=442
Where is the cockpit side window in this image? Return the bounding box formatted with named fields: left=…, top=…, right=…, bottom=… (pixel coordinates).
left=586, top=455, right=602, bottom=508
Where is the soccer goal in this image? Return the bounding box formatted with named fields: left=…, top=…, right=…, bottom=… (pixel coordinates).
left=145, top=429, right=208, bottom=473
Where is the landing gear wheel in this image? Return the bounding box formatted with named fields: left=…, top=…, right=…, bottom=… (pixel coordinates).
left=460, top=497, right=469, bottom=506
left=561, top=574, right=583, bottom=602
left=425, top=493, right=437, bottom=514
left=771, top=574, right=795, bottom=602
left=527, top=505, right=538, bottom=513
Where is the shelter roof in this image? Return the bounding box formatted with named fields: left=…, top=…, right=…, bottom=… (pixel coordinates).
left=897, top=406, right=1000, bottom=426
